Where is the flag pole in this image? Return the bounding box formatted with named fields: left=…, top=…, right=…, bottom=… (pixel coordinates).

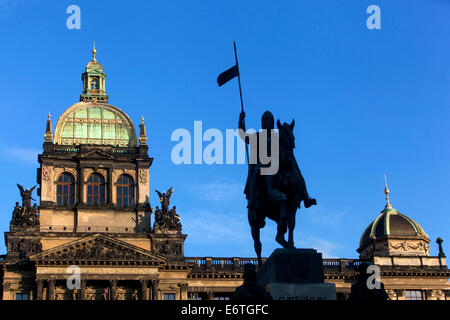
left=234, top=42, right=244, bottom=113
left=233, top=41, right=250, bottom=163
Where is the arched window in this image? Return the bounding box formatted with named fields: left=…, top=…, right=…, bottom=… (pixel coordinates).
left=87, top=173, right=105, bottom=205
left=56, top=173, right=75, bottom=206
left=116, top=175, right=134, bottom=207
left=90, top=77, right=99, bottom=90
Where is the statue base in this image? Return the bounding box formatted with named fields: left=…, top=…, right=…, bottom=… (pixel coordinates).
left=266, top=282, right=336, bottom=300
left=257, top=248, right=337, bottom=300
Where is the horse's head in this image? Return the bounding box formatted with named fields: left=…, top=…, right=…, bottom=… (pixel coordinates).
left=276, top=119, right=296, bottom=166
left=277, top=119, right=295, bottom=149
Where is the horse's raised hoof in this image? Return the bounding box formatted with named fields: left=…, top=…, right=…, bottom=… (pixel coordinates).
left=276, top=234, right=288, bottom=248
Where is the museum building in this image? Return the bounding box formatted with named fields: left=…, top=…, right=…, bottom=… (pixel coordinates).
left=0, top=48, right=449, bottom=300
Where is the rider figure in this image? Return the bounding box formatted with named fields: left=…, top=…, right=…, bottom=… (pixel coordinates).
left=238, top=110, right=316, bottom=227
left=239, top=111, right=276, bottom=214
left=239, top=110, right=317, bottom=264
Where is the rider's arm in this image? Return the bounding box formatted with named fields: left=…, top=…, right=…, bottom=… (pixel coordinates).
left=238, top=111, right=248, bottom=143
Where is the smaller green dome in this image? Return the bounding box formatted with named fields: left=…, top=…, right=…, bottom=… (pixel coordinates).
left=359, top=206, right=428, bottom=250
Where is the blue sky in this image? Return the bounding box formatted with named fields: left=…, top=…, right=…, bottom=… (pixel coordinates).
left=0, top=0, right=449, bottom=259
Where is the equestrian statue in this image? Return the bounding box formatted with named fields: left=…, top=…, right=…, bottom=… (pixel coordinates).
left=239, top=110, right=317, bottom=267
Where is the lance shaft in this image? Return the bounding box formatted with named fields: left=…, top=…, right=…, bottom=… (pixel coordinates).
left=234, top=41, right=250, bottom=164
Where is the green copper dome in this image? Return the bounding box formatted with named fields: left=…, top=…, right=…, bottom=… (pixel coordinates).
left=53, top=102, right=137, bottom=147
left=359, top=206, right=428, bottom=250
left=53, top=46, right=138, bottom=147
left=359, top=178, right=428, bottom=251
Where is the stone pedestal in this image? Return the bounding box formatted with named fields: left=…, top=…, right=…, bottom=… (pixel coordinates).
left=257, top=248, right=336, bottom=300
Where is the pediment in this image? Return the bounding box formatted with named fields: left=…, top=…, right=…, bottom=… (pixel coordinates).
left=30, top=234, right=166, bottom=264
left=80, top=149, right=115, bottom=159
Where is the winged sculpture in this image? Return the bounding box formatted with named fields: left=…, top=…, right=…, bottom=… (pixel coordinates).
left=155, top=187, right=174, bottom=214
left=17, top=184, right=36, bottom=210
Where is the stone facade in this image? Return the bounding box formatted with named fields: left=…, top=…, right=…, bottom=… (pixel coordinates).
left=0, top=49, right=448, bottom=301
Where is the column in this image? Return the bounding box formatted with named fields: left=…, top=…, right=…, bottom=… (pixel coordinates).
left=78, top=167, right=84, bottom=205
left=36, top=280, right=43, bottom=300
left=108, top=168, right=113, bottom=205
left=80, top=280, right=86, bottom=300
left=110, top=280, right=117, bottom=300
left=140, top=280, right=148, bottom=300
left=207, top=291, right=215, bottom=301
left=48, top=279, right=55, bottom=301
left=151, top=280, right=159, bottom=300
left=178, top=283, right=188, bottom=301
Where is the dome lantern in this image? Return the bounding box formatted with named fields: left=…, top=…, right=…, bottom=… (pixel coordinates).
left=80, top=43, right=108, bottom=103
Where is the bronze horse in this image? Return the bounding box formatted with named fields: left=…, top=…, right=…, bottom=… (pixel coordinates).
left=249, top=119, right=316, bottom=267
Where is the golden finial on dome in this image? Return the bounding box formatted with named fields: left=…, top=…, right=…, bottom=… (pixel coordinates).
left=92, top=41, right=97, bottom=61
left=141, top=116, right=144, bottom=123
left=48, top=112, right=51, bottom=120
left=384, top=174, right=392, bottom=209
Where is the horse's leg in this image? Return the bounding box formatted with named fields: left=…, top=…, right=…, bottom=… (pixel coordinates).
left=275, top=200, right=288, bottom=248
left=251, top=226, right=263, bottom=267
left=287, top=203, right=296, bottom=248
left=248, top=210, right=263, bottom=267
